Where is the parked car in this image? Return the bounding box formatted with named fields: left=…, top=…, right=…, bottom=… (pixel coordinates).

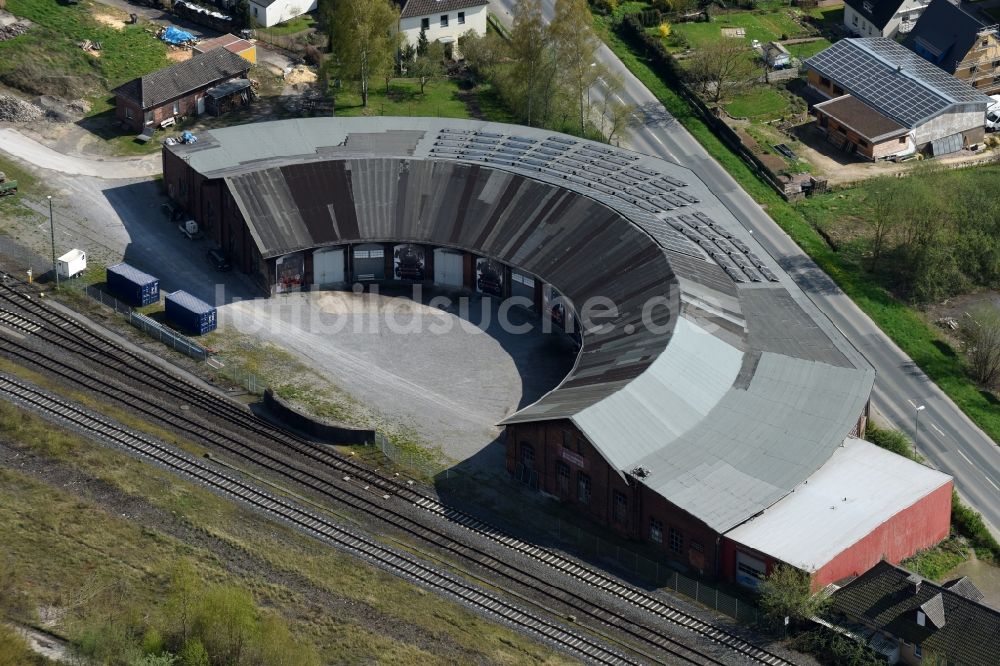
left=207, top=247, right=231, bottom=271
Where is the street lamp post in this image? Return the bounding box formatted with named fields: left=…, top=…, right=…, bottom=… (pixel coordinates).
left=914, top=404, right=926, bottom=459
left=48, top=195, right=58, bottom=289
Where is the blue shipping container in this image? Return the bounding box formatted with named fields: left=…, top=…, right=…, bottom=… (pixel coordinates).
left=107, top=263, right=159, bottom=307
left=165, top=290, right=217, bottom=335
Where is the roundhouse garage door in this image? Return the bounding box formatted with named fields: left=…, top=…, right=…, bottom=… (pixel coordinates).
left=736, top=551, right=767, bottom=590
left=353, top=244, right=385, bottom=281
left=433, top=249, right=464, bottom=287
left=511, top=270, right=535, bottom=305
left=313, top=248, right=345, bottom=286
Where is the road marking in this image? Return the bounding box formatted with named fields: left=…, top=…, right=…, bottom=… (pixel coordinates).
left=930, top=423, right=946, bottom=438
left=957, top=451, right=1000, bottom=491
left=958, top=450, right=974, bottom=466
left=985, top=475, right=1000, bottom=492
left=907, top=398, right=917, bottom=408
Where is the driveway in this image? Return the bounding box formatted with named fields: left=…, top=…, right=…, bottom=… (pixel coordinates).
left=0, top=128, right=160, bottom=178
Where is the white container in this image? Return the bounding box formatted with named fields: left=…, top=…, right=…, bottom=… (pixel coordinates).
left=57, top=249, right=87, bottom=279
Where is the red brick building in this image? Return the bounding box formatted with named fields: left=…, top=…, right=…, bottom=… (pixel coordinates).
left=161, top=118, right=953, bottom=591
left=113, top=47, right=251, bottom=133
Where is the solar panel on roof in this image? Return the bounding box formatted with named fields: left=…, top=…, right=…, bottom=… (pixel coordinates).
left=548, top=136, right=577, bottom=145
left=633, top=166, right=658, bottom=177
left=540, top=142, right=569, bottom=151
left=475, top=131, right=503, bottom=138
left=508, top=136, right=536, bottom=144
left=661, top=176, right=687, bottom=188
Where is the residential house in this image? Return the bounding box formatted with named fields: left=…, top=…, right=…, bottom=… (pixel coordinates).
left=192, top=33, right=257, bottom=65
left=113, top=48, right=251, bottom=133
left=844, top=0, right=930, bottom=39
left=248, top=0, right=317, bottom=28
left=830, top=560, right=1000, bottom=665
left=805, top=37, right=992, bottom=158
left=904, top=0, right=1000, bottom=96
left=399, top=0, right=489, bottom=50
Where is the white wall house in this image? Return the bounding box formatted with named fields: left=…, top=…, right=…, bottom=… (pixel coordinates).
left=843, top=0, right=931, bottom=39
left=249, top=0, right=317, bottom=29
left=399, top=0, right=489, bottom=49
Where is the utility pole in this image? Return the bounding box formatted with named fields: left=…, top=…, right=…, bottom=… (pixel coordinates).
left=48, top=195, right=58, bottom=289
left=914, top=404, right=926, bottom=460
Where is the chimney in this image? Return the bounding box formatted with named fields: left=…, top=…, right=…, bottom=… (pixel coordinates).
left=907, top=573, right=922, bottom=595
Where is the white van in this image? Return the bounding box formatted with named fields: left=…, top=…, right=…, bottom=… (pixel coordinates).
left=986, top=96, right=1000, bottom=132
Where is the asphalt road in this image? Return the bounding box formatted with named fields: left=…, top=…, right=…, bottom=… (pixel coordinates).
left=489, top=1, right=1000, bottom=535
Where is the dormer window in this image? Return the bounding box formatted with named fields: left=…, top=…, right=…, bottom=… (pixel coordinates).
left=917, top=610, right=926, bottom=626
left=863, top=0, right=873, bottom=13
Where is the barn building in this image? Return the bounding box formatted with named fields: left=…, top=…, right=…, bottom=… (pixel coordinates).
left=805, top=37, right=991, bottom=159
left=162, top=117, right=953, bottom=589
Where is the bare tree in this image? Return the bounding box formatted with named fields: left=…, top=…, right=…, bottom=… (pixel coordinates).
left=960, top=305, right=1000, bottom=387
left=867, top=180, right=898, bottom=272
left=507, top=0, right=559, bottom=126
left=596, top=74, right=634, bottom=145
left=550, top=0, right=603, bottom=134
left=410, top=41, right=445, bottom=95
left=685, top=39, right=754, bottom=105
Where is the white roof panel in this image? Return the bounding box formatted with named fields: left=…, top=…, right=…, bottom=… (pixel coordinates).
left=726, top=438, right=952, bottom=572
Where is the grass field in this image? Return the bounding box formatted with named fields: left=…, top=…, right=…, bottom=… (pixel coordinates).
left=0, top=396, right=572, bottom=664
left=784, top=38, right=832, bottom=60
left=671, top=10, right=810, bottom=50
left=596, top=17, right=1000, bottom=454
left=335, top=78, right=470, bottom=118
left=258, top=13, right=316, bottom=37
left=723, top=86, right=788, bottom=118
left=0, top=0, right=169, bottom=99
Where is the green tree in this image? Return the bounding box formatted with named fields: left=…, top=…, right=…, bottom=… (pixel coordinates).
left=758, top=564, right=828, bottom=632
left=177, top=639, right=209, bottom=666
left=550, top=0, right=604, bottom=134
left=508, top=0, right=555, bottom=126
left=596, top=73, right=634, bottom=145
left=960, top=305, right=1000, bottom=387
left=235, top=0, right=255, bottom=30
left=410, top=41, right=445, bottom=95
left=459, top=29, right=507, bottom=83
left=866, top=424, right=916, bottom=460
left=190, top=586, right=259, bottom=666
left=416, top=25, right=429, bottom=57
left=0, top=625, right=36, bottom=666
left=321, top=0, right=400, bottom=107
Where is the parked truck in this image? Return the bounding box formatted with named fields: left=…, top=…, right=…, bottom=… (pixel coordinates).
left=0, top=172, right=17, bottom=197
left=57, top=249, right=87, bottom=280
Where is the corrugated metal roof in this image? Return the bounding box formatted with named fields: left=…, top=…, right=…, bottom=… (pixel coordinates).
left=727, top=438, right=950, bottom=570
left=108, top=262, right=158, bottom=286
left=165, top=290, right=214, bottom=314
left=167, top=117, right=875, bottom=534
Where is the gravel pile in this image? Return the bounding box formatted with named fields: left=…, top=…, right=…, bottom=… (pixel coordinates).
left=0, top=21, right=31, bottom=42
left=0, top=95, right=43, bottom=122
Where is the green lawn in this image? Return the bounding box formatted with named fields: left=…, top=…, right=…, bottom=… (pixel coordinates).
left=335, top=77, right=473, bottom=119
left=0, top=0, right=169, bottom=99
left=258, top=12, right=316, bottom=37
left=785, top=38, right=832, bottom=60
left=671, top=10, right=811, bottom=50
left=596, top=16, right=1000, bottom=453
left=723, top=86, right=789, bottom=118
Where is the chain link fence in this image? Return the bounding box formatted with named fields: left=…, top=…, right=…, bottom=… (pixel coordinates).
left=371, top=432, right=759, bottom=625
left=0, top=235, right=51, bottom=282
left=206, top=357, right=262, bottom=395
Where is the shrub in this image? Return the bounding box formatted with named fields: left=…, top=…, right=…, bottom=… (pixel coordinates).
left=658, top=22, right=672, bottom=39
left=792, top=628, right=884, bottom=666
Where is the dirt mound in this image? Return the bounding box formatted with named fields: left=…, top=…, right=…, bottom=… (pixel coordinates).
left=93, top=12, right=126, bottom=30
left=0, top=94, right=43, bottom=122
left=0, top=19, right=30, bottom=41
left=285, top=65, right=317, bottom=85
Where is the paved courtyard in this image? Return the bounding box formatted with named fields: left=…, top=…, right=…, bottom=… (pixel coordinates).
left=220, top=286, right=577, bottom=468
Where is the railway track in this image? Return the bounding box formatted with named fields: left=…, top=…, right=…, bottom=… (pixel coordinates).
left=0, top=373, right=634, bottom=666
left=0, top=280, right=797, bottom=665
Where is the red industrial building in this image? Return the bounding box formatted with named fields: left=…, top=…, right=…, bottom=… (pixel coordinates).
left=163, top=117, right=952, bottom=589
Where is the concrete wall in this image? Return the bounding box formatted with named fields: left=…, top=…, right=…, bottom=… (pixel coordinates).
left=400, top=4, right=488, bottom=48
left=913, top=108, right=986, bottom=148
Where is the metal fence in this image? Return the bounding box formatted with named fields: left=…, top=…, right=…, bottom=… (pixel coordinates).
left=206, top=357, right=262, bottom=395
left=552, top=518, right=759, bottom=624
left=83, top=286, right=208, bottom=362
left=370, top=432, right=759, bottom=624
left=0, top=235, right=50, bottom=281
